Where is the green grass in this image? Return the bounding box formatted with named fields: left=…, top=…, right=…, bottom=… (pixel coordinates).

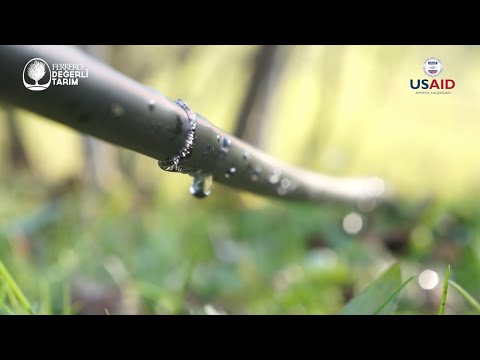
left=438, top=265, right=451, bottom=315
left=449, top=280, right=480, bottom=314
left=374, top=275, right=415, bottom=315
left=0, top=258, right=33, bottom=314
left=339, top=263, right=415, bottom=315
left=1, top=175, right=480, bottom=314
left=341, top=263, right=401, bottom=315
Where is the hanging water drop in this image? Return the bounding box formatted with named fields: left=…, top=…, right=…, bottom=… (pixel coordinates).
left=225, top=167, right=236, bottom=178
left=216, top=135, right=221, bottom=142
left=243, top=151, right=250, bottom=160
left=190, top=174, right=213, bottom=198
left=148, top=99, right=156, bottom=111
left=221, top=137, right=231, bottom=153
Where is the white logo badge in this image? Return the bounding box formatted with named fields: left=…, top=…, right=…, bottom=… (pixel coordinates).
left=23, top=58, right=51, bottom=91
left=423, top=57, right=443, bottom=77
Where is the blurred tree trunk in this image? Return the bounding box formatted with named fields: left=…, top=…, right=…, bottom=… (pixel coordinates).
left=234, top=45, right=289, bottom=149
left=301, top=46, right=345, bottom=168
left=108, top=45, right=142, bottom=183
left=81, top=45, right=120, bottom=189
left=4, top=105, right=31, bottom=171
left=109, top=45, right=195, bottom=188
left=345, top=45, right=413, bottom=169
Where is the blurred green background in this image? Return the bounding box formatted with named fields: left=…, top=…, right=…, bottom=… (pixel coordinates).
left=1, top=45, right=479, bottom=314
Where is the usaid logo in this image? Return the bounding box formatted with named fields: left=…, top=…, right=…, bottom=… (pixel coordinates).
left=410, top=57, right=455, bottom=95
left=423, top=57, right=443, bottom=77
left=23, top=58, right=51, bottom=91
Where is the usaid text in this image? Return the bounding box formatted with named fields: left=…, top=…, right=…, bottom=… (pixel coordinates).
left=410, top=79, right=455, bottom=90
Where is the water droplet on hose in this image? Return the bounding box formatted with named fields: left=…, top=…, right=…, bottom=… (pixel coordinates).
left=251, top=165, right=262, bottom=181
left=368, top=177, right=385, bottom=197
left=280, top=178, right=291, bottom=189
left=225, top=167, right=236, bottom=178
left=216, top=135, right=221, bottom=142
left=277, top=177, right=292, bottom=196
left=357, top=198, right=377, bottom=212
left=148, top=99, right=156, bottom=111
left=111, top=103, right=125, bottom=117
left=204, top=144, right=213, bottom=156
left=243, top=151, right=250, bottom=160
left=269, top=169, right=282, bottom=184
left=221, top=137, right=231, bottom=153
left=158, top=156, right=180, bottom=172
left=190, top=174, right=213, bottom=198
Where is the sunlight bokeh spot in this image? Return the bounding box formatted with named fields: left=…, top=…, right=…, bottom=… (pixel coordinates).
left=343, top=212, right=363, bottom=235
left=418, top=269, right=439, bottom=290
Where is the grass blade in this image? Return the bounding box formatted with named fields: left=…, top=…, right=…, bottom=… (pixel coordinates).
left=62, top=282, right=72, bottom=315
left=340, top=262, right=404, bottom=315
left=39, top=280, right=52, bottom=315
left=449, top=280, right=480, bottom=314
left=374, top=275, right=415, bottom=315
left=4, top=283, right=21, bottom=312
left=0, top=303, right=15, bottom=315
left=0, top=259, right=33, bottom=315
left=438, top=264, right=450, bottom=315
